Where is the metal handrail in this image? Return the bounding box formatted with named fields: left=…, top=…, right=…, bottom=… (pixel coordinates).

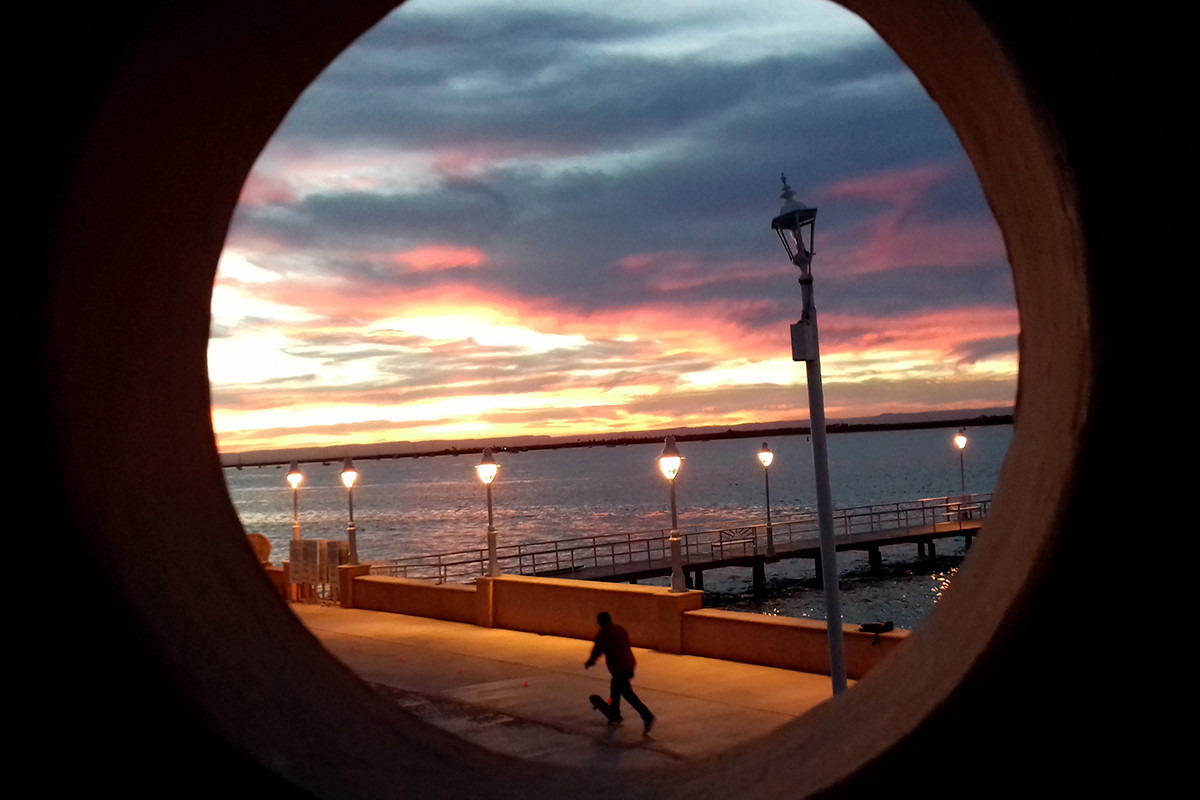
left=368, top=493, right=991, bottom=583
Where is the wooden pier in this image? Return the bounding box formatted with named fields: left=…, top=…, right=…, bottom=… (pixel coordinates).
left=556, top=516, right=982, bottom=591
left=372, top=494, right=990, bottom=592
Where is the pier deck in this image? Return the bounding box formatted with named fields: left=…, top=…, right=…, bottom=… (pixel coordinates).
left=372, top=494, right=989, bottom=589
left=548, top=518, right=981, bottom=586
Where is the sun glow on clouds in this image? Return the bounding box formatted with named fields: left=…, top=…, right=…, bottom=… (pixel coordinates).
left=208, top=0, right=1018, bottom=454
left=682, top=357, right=797, bottom=389
left=239, top=146, right=439, bottom=203
left=384, top=313, right=586, bottom=353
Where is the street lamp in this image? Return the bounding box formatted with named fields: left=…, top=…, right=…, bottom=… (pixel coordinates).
left=954, top=428, right=968, bottom=499
left=475, top=448, right=501, bottom=577
left=771, top=173, right=847, bottom=695
left=340, top=457, right=359, bottom=564
left=757, top=442, right=775, bottom=556
left=286, top=460, right=304, bottom=541
left=658, top=436, right=687, bottom=592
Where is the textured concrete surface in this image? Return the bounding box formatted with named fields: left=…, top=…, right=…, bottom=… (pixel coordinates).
left=294, top=604, right=840, bottom=767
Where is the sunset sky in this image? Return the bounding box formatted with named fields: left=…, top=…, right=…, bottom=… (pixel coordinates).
left=208, top=0, right=1017, bottom=455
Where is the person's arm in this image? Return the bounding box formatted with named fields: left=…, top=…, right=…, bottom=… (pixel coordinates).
left=584, top=632, right=604, bottom=668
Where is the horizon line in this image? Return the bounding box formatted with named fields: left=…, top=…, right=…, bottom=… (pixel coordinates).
left=218, top=406, right=1014, bottom=467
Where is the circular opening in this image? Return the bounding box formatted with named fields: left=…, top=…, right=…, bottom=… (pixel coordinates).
left=43, top=1, right=1089, bottom=797
left=212, top=0, right=1016, bottom=631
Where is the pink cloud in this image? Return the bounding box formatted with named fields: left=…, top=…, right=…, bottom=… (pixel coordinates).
left=825, top=161, right=953, bottom=206
left=822, top=161, right=1006, bottom=274
left=342, top=245, right=489, bottom=273
left=825, top=218, right=1006, bottom=275
left=820, top=305, right=1019, bottom=359
left=236, top=171, right=298, bottom=206
left=393, top=245, right=487, bottom=272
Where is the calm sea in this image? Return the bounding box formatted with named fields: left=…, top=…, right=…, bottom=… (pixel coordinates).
left=225, top=424, right=1012, bottom=630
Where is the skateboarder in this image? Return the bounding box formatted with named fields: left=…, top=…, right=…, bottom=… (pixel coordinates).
left=585, top=611, right=655, bottom=734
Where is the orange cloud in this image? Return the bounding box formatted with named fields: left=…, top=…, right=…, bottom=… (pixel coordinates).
left=339, top=245, right=489, bottom=273
left=393, top=245, right=487, bottom=272
left=210, top=262, right=1017, bottom=454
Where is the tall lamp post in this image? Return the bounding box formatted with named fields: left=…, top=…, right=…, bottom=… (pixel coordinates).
left=954, top=428, right=968, bottom=499
left=771, top=174, right=847, bottom=695
left=658, top=436, right=687, bottom=592
left=286, top=461, right=304, bottom=541
left=340, top=457, right=359, bottom=564
left=757, top=443, right=776, bottom=556
left=475, top=448, right=501, bottom=577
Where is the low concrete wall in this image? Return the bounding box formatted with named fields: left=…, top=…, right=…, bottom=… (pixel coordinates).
left=681, top=608, right=908, bottom=680
left=338, top=563, right=371, bottom=608
left=346, top=573, right=478, bottom=625
left=328, top=572, right=906, bottom=675
left=840, top=622, right=908, bottom=680
left=479, top=575, right=703, bottom=653
left=264, top=565, right=286, bottom=599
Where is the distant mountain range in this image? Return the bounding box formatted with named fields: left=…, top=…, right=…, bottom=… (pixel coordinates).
left=220, top=406, right=1014, bottom=468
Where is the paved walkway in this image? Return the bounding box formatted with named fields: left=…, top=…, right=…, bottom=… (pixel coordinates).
left=293, top=604, right=838, bottom=768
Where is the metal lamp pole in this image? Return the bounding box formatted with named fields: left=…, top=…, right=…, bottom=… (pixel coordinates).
left=340, top=457, right=359, bottom=564
left=286, top=461, right=304, bottom=541
left=771, top=174, right=847, bottom=695
left=476, top=448, right=501, bottom=577
left=758, top=443, right=775, bottom=556
left=658, top=436, right=687, bottom=592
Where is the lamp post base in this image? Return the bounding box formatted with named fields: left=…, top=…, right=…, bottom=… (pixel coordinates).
left=669, top=533, right=687, bottom=592
left=487, top=526, right=499, bottom=578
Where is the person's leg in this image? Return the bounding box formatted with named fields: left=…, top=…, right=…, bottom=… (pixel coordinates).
left=608, top=674, right=625, bottom=721
left=620, top=676, right=652, bottom=724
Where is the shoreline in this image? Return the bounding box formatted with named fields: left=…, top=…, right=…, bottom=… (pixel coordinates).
left=222, top=410, right=1014, bottom=470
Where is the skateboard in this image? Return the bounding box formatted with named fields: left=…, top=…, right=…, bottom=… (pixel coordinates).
left=589, top=693, right=620, bottom=723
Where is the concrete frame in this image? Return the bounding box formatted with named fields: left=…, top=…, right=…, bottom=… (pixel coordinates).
left=14, top=1, right=1168, bottom=797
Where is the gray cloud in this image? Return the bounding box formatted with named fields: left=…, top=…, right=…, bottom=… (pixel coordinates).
left=213, top=1, right=1016, bottom=449
left=822, top=263, right=1014, bottom=320
left=231, top=4, right=996, bottom=299
left=953, top=335, right=1019, bottom=364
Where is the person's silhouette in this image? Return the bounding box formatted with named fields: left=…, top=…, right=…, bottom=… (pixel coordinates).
left=585, top=611, right=655, bottom=734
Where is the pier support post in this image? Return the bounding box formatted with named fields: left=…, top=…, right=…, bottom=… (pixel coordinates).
left=868, top=547, right=883, bottom=578
left=752, top=562, right=766, bottom=596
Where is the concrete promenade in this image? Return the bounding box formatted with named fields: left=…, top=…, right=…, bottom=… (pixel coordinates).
left=294, top=604, right=840, bottom=769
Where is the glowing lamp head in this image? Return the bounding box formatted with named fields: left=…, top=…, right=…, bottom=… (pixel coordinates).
left=954, top=429, right=968, bottom=450
left=476, top=448, right=500, bottom=485
left=658, top=436, right=682, bottom=481
left=286, top=461, right=304, bottom=490
left=757, top=442, right=774, bottom=469
left=340, top=457, right=358, bottom=489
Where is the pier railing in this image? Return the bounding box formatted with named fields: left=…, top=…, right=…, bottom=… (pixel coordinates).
left=369, top=493, right=991, bottom=584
